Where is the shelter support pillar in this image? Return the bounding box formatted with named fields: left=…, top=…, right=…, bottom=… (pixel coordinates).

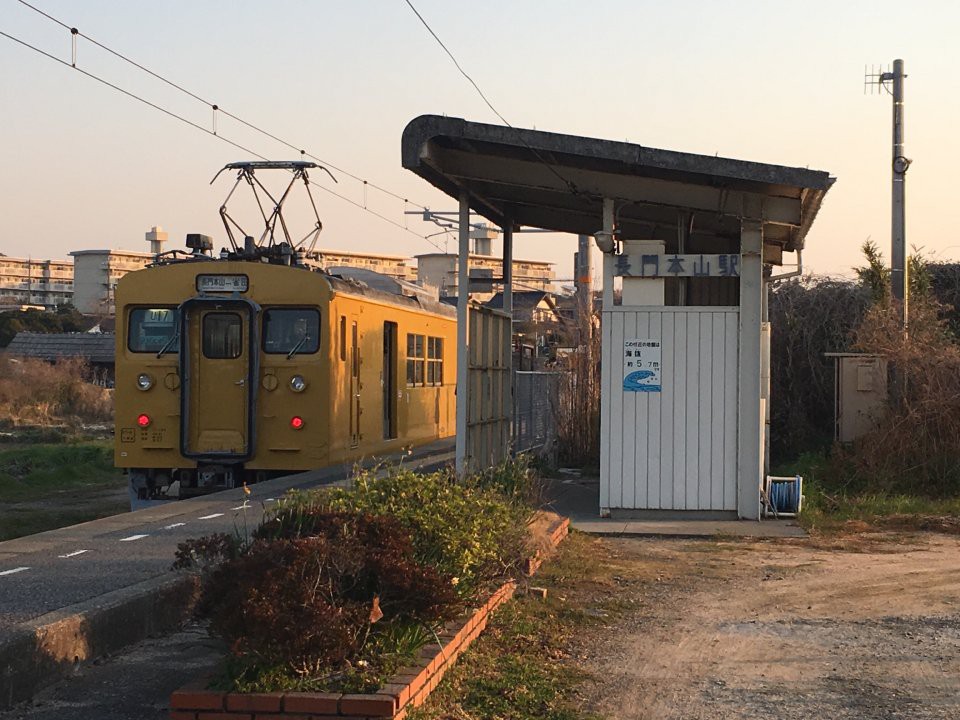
left=738, top=220, right=764, bottom=520
left=456, top=192, right=470, bottom=475
left=601, top=199, right=615, bottom=311
left=599, top=197, right=615, bottom=516
left=502, top=224, right=513, bottom=315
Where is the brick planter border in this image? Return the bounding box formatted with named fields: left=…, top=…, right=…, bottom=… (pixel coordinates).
left=170, top=515, right=570, bottom=720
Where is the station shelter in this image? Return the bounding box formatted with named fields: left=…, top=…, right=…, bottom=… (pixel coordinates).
left=402, top=115, right=833, bottom=519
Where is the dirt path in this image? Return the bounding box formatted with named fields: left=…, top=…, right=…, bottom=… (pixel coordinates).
left=577, top=534, right=960, bottom=719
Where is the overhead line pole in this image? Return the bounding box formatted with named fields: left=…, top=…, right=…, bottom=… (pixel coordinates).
left=889, top=58, right=908, bottom=330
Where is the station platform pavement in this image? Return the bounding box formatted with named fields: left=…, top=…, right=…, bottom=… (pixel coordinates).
left=542, top=473, right=806, bottom=539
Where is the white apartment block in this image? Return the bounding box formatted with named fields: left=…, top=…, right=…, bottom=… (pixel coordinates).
left=415, top=253, right=554, bottom=300
left=0, top=255, right=73, bottom=309
left=70, top=249, right=154, bottom=315
left=319, top=249, right=414, bottom=282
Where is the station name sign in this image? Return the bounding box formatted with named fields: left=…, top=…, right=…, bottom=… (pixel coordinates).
left=614, top=253, right=740, bottom=278
left=196, top=274, right=249, bottom=293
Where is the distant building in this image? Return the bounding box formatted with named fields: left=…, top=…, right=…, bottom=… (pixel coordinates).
left=0, top=255, right=73, bottom=309
left=5, top=331, right=116, bottom=382
left=70, top=248, right=155, bottom=315
left=415, top=253, right=554, bottom=301
left=483, top=290, right=564, bottom=326
left=319, top=249, right=414, bottom=282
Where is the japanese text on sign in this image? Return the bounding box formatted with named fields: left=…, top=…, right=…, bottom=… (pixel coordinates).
left=614, top=253, right=740, bottom=278
left=623, top=339, right=661, bottom=392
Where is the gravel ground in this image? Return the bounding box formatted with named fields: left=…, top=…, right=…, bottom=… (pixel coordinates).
left=576, top=534, right=960, bottom=719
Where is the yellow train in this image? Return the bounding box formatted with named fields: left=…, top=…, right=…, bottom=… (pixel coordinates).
left=114, top=240, right=456, bottom=505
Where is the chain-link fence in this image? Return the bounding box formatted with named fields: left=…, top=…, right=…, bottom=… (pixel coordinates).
left=512, top=371, right=561, bottom=455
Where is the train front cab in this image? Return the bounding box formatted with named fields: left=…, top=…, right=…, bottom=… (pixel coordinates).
left=118, top=266, right=329, bottom=505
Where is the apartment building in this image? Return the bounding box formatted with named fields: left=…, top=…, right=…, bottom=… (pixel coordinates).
left=0, top=255, right=74, bottom=309
left=415, top=253, right=554, bottom=301
left=70, top=249, right=154, bottom=315
left=319, top=249, right=414, bottom=282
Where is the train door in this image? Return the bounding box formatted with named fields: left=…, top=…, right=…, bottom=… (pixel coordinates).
left=349, top=318, right=361, bottom=448
left=383, top=321, right=398, bottom=439
left=181, top=299, right=257, bottom=459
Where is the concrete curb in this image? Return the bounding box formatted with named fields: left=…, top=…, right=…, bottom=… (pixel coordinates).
left=0, top=573, right=199, bottom=710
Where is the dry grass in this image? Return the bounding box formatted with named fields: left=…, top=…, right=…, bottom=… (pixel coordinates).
left=554, top=332, right=601, bottom=468
left=0, top=356, right=112, bottom=427
left=827, top=296, right=960, bottom=496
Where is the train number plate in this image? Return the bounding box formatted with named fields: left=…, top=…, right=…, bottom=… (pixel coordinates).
left=197, top=274, right=248, bottom=293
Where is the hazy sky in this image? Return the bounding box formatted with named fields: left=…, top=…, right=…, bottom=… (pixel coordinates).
left=2, top=0, right=959, bottom=286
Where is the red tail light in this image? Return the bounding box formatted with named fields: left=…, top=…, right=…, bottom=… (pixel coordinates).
left=137, top=414, right=151, bottom=428
left=290, top=416, right=304, bottom=430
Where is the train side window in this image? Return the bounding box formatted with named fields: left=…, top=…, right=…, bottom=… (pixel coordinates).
left=427, top=336, right=443, bottom=385
left=128, top=307, right=178, bottom=353
left=340, top=316, right=346, bottom=361
left=203, top=312, right=243, bottom=359
left=263, top=308, right=320, bottom=355
left=406, top=333, right=425, bottom=387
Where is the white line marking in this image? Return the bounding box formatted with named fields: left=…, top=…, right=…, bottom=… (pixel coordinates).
left=231, top=504, right=250, bottom=511
left=265, top=498, right=276, bottom=502
left=0, top=567, right=30, bottom=576
left=119, top=534, right=149, bottom=542
left=163, top=522, right=186, bottom=530
left=58, top=550, right=89, bottom=559
left=197, top=513, right=224, bottom=520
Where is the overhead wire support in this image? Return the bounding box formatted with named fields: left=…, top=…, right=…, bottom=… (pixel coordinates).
left=2, top=5, right=450, bottom=253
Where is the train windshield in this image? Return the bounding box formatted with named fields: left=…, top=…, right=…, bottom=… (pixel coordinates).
left=263, top=308, right=320, bottom=356
left=128, top=307, right=179, bottom=353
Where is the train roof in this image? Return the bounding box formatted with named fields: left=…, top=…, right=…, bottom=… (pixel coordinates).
left=327, top=271, right=455, bottom=318
left=139, top=253, right=455, bottom=318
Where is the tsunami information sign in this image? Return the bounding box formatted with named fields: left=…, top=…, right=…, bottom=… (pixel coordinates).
left=623, top=339, right=661, bottom=392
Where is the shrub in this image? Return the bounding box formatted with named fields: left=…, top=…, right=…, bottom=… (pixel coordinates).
left=828, top=295, right=960, bottom=497
left=472, top=454, right=543, bottom=509
left=768, top=276, right=870, bottom=462
left=301, top=467, right=530, bottom=599
left=178, top=512, right=460, bottom=686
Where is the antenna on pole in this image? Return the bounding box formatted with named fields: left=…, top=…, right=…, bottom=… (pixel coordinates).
left=866, top=59, right=911, bottom=330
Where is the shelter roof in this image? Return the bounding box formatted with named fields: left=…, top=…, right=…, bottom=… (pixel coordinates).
left=402, top=115, right=834, bottom=253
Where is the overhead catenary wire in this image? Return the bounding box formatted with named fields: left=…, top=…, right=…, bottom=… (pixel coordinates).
left=5, top=3, right=448, bottom=252
left=402, top=0, right=582, bottom=197
left=15, top=0, right=429, bottom=212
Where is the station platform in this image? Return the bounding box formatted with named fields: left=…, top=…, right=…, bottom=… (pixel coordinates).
left=0, top=439, right=454, bottom=709
left=543, top=473, right=806, bottom=539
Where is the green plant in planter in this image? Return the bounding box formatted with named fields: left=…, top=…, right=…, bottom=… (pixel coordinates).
left=176, top=512, right=460, bottom=691
left=287, top=467, right=530, bottom=599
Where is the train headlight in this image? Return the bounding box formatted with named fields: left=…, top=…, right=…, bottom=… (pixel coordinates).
left=137, top=413, right=152, bottom=428
left=290, top=375, right=307, bottom=393
left=290, top=415, right=304, bottom=430
left=136, top=373, right=154, bottom=391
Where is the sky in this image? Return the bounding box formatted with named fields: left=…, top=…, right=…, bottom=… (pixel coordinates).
left=2, top=0, right=959, bottom=288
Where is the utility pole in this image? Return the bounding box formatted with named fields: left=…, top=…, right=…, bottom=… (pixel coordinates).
left=868, top=59, right=911, bottom=329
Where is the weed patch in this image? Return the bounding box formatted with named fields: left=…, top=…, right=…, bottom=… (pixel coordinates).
left=409, top=532, right=611, bottom=720
left=0, top=442, right=120, bottom=503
